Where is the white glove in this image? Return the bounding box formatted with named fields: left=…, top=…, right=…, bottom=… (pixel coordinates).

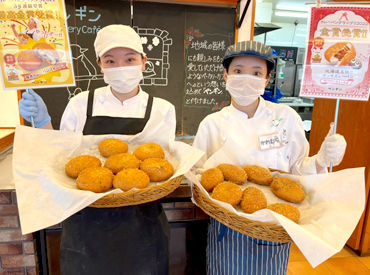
left=316, top=123, right=347, bottom=167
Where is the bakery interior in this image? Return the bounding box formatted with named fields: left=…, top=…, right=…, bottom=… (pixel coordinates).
left=0, top=0, right=370, bottom=274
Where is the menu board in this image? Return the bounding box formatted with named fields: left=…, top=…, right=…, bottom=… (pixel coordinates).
left=183, top=6, right=234, bottom=135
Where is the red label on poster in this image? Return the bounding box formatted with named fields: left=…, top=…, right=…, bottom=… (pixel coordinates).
left=300, top=5, right=370, bottom=101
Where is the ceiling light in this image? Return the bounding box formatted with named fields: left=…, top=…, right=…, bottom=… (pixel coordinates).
left=275, top=4, right=309, bottom=12
left=274, top=10, right=308, bottom=18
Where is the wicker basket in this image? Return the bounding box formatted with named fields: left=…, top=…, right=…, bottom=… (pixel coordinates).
left=90, top=175, right=183, bottom=208
left=192, top=183, right=292, bottom=243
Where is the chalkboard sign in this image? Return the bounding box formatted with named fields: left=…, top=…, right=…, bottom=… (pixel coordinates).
left=33, top=0, right=235, bottom=136
left=183, top=6, right=234, bottom=135
left=130, top=2, right=186, bottom=134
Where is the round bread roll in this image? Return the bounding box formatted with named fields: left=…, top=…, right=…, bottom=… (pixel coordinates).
left=324, top=42, right=356, bottom=66
left=240, top=186, right=267, bottom=214
left=113, top=168, right=150, bottom=191
left=211, top=181, right=242, bottom=206
left=104, top=153, right=140, bottom=174
left=140, top=158, right=174, bottom=182
left=17, top=50, right=42, bottom=71
left=98, top=139, right=128, bottom=157
left=33, top=42, right=59, bottom=65
left=217, top=163, right=247, bottom=185
left=267, top=203, right=300, bottom=223
left=271, top=177, right=305, bottom=203
left=65, top=155, right=102, bottom=178
left=201, top=168, right=224, bottom=192
left=76, top=167, right=113, bottom=193
left=133, top=143, right=165, bottom=160
left=243, top=165, right=273, bottom=186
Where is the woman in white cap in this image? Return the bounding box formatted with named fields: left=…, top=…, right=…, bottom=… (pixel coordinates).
left=19, top=25, right=175, bottom=275
left=12, top=17, right=43, bottom=44
left=193, top=40, right=347, bottom=274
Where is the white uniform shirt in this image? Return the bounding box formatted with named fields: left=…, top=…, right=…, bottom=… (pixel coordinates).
left=193, top=97, right=319, bottom=175
left=60, top=86, right=176, bottom=141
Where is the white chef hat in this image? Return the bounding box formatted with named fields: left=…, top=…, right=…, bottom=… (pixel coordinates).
left=29, top=17, right=40, bottom=28
left=94, top=24, right=145, bottom=58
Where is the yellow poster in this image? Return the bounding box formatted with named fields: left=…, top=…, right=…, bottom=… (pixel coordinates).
left=0, top=0, right=75, bottom=89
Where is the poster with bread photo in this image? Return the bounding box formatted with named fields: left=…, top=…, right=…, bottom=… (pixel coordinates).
left=300, top=5, right=369, bottom=101
left=0, top=0, right=75, bottom=89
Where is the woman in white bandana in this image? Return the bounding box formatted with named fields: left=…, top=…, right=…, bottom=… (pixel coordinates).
left=11, top=17, right=44, bottom=44
left=193, top=40, right=347, bottom=275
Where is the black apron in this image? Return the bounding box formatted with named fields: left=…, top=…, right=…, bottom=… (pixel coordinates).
left=60, top=90, right=170, bottom=275
left=25, top=30, right=34, bottom=39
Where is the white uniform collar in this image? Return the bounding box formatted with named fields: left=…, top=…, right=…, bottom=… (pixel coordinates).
left=104, top=85, right=146, bottom=105
left=26, top=28, right=36, bottom=34
left=229, top=96, right=266, bottom=119
left=255, top=97, right=266, bottom=117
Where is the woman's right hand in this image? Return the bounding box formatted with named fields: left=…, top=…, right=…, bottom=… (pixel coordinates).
left=19, top=89, right=51, bottom=128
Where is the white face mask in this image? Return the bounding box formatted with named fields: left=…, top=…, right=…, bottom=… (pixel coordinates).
left=103, top=65, right=143, bottom=94
left=226, top=74, right=267, bottom=106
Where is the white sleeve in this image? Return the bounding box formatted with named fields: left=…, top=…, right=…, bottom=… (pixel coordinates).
left=289, top=114, right=325, bottom=175
left=143, top=98, right=176, bottom=146
left=165, top=104, right=176, bottom=141
left=33, top=30, right=44, bottom=41
left=59, top=94, right=87, bottom=132
left=192, top=120, right=212, bottom=168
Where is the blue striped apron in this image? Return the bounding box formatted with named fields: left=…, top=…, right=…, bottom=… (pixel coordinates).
left=207, top=218, right=291, bottom=275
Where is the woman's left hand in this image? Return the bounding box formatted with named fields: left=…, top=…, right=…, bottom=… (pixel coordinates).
left=316, top=134, right=347, bottom=167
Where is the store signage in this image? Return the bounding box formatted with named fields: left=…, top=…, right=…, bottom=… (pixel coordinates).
left=0, top=0, right=75, bottom=89
left=300, top=5, right=369, bottom=101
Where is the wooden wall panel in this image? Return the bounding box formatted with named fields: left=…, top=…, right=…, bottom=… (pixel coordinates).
left=0, top=131, right=14, bottom=152
left=309, top=98, right=370, bottom=251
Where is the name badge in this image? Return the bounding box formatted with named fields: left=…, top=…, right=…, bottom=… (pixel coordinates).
left=259, top=132, right=282, bottom=151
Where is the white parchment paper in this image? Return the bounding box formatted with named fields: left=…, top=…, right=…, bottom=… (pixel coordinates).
left=13, top=125, right=204, bottom=234
left=186, top=166, right=365, bottom=268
